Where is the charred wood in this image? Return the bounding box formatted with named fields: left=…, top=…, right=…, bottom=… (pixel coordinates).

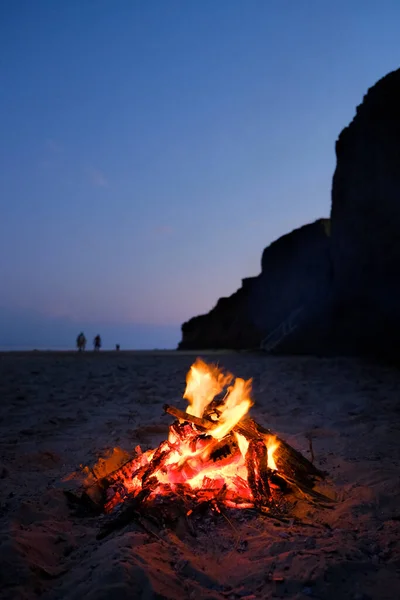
left=245, top=440, right=271, bottom=506
left=163, top=404, right=325, bottom=482
left=141, top=440, right=171, bottom=484
left=97, top=477, right=158, bottom=540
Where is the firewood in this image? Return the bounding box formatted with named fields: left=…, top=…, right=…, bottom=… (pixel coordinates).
left=209, top=437, right=237, bottom=462
left=245, top=439, right=271, bottom=506
left=252, top=421, right=325, bottom=481
left=96, top=477, right=158, bottom=540
left=141, top=440, right=171, bottom=484
left=163, top=403, right=325, bottom=482
left=76, top=439, right=173, bottom=513
left=73, top=400, right=332, bottom=521
left=163, top=404, right=214, bottom=430
left=79, top=455, right=140, bottom=511
left=277, top=473, right=335, bottom=506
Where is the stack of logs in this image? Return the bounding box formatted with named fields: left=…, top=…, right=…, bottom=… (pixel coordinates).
left=66, top=403, right=332, bottom=540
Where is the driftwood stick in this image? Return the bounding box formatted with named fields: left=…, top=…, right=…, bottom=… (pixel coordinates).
left=306, top=433, right=315, bottom=464
left=163, top=404, right=214, bottom=430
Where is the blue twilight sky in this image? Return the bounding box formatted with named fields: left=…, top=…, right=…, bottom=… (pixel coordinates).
left=1, top=1, right=400, bottom=349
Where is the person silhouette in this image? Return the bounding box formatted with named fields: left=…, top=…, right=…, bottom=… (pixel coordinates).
left=76, top=332, right=86, bottom=351
left=93, top=335, right=102, bottom=351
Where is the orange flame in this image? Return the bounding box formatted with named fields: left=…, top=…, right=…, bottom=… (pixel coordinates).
left=184, top=359, right=253, bottom=440
left=184, top=358, right=232, bottom=418
left=266, top=436, right=279, bottom=470
left=210, top=378, right=253, bottom=439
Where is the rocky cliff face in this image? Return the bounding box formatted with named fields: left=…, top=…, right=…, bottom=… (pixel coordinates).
left=249, top=219, right=332, bottom=343
left=330, top=69, right=400, bottom=354
left=179, top=68, right=400, bottom=355
left=178, top=219, right=332, bottom=351
left=178, top=278, right=261, bottom=350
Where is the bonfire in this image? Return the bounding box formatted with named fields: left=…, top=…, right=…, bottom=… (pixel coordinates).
left=67, top=359, right=332, bottom=539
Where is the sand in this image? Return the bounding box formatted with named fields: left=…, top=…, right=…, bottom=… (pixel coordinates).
left=0, top=351, right=399, bottom=600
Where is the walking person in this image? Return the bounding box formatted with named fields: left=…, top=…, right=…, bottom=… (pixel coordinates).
left=76, top=332, right=86, bottom=351
left=93, top=334, right=102, bottom=351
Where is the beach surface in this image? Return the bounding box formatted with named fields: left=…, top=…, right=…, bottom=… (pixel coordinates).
left=0, top=351, right=399, bottom=600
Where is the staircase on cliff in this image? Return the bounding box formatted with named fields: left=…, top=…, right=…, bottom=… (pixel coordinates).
left=260, top=306, right=305, bottom=353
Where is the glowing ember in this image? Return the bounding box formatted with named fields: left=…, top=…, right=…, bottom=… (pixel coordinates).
left=76, top=359, right=328, bottom=521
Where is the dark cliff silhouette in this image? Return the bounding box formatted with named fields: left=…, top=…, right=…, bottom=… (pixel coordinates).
left=179, top=69, right=400, bottom=356
left=179, top=219, right=332, bottom=351
left=329, top=69, right=400, bottom=356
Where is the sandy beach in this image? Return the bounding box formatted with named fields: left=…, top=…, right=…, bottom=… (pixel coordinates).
left=0, top=351, right=399, bottom=599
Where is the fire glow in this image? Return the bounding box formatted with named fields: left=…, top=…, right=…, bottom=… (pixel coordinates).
left=77, top=359, right=329, bottom=523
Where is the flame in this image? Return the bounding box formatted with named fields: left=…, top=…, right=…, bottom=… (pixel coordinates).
left=234, top=432, right=249, bottom=459
left=266, top=436, right=279, bottom=470
left=210, top=378, right=253, bottom=439
left=184, top=359, right=252, bottom=439
left=80, top=359, right=281, bottom=513
left=184, top=358, right=232, bottom=418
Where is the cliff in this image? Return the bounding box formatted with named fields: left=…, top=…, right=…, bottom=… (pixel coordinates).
left=178, top=277, right=261, bottom=350
left=249, top=219, right=332, bottom=345
left=178, top=219, right=332, bottom=351
left=179, top=68, right=400, bottom=355
left=330, top=68, right=400, bottom=355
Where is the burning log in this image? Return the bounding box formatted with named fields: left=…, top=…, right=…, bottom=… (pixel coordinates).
left=140, top=440, right=171, bottom=485
left=163, top=403, right=325, bottom=485
left=164, top=404, right=213, bottom=431
left=80, top=455, right=141, bottom=512
left=97, top=477, right=158, bottom=540
left=245, top=439, right=271, bottom=506
left=209, top=438, right=237, bottom=462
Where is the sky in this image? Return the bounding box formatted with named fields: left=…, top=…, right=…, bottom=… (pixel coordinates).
left=1, top=0, right=400, bottom=349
